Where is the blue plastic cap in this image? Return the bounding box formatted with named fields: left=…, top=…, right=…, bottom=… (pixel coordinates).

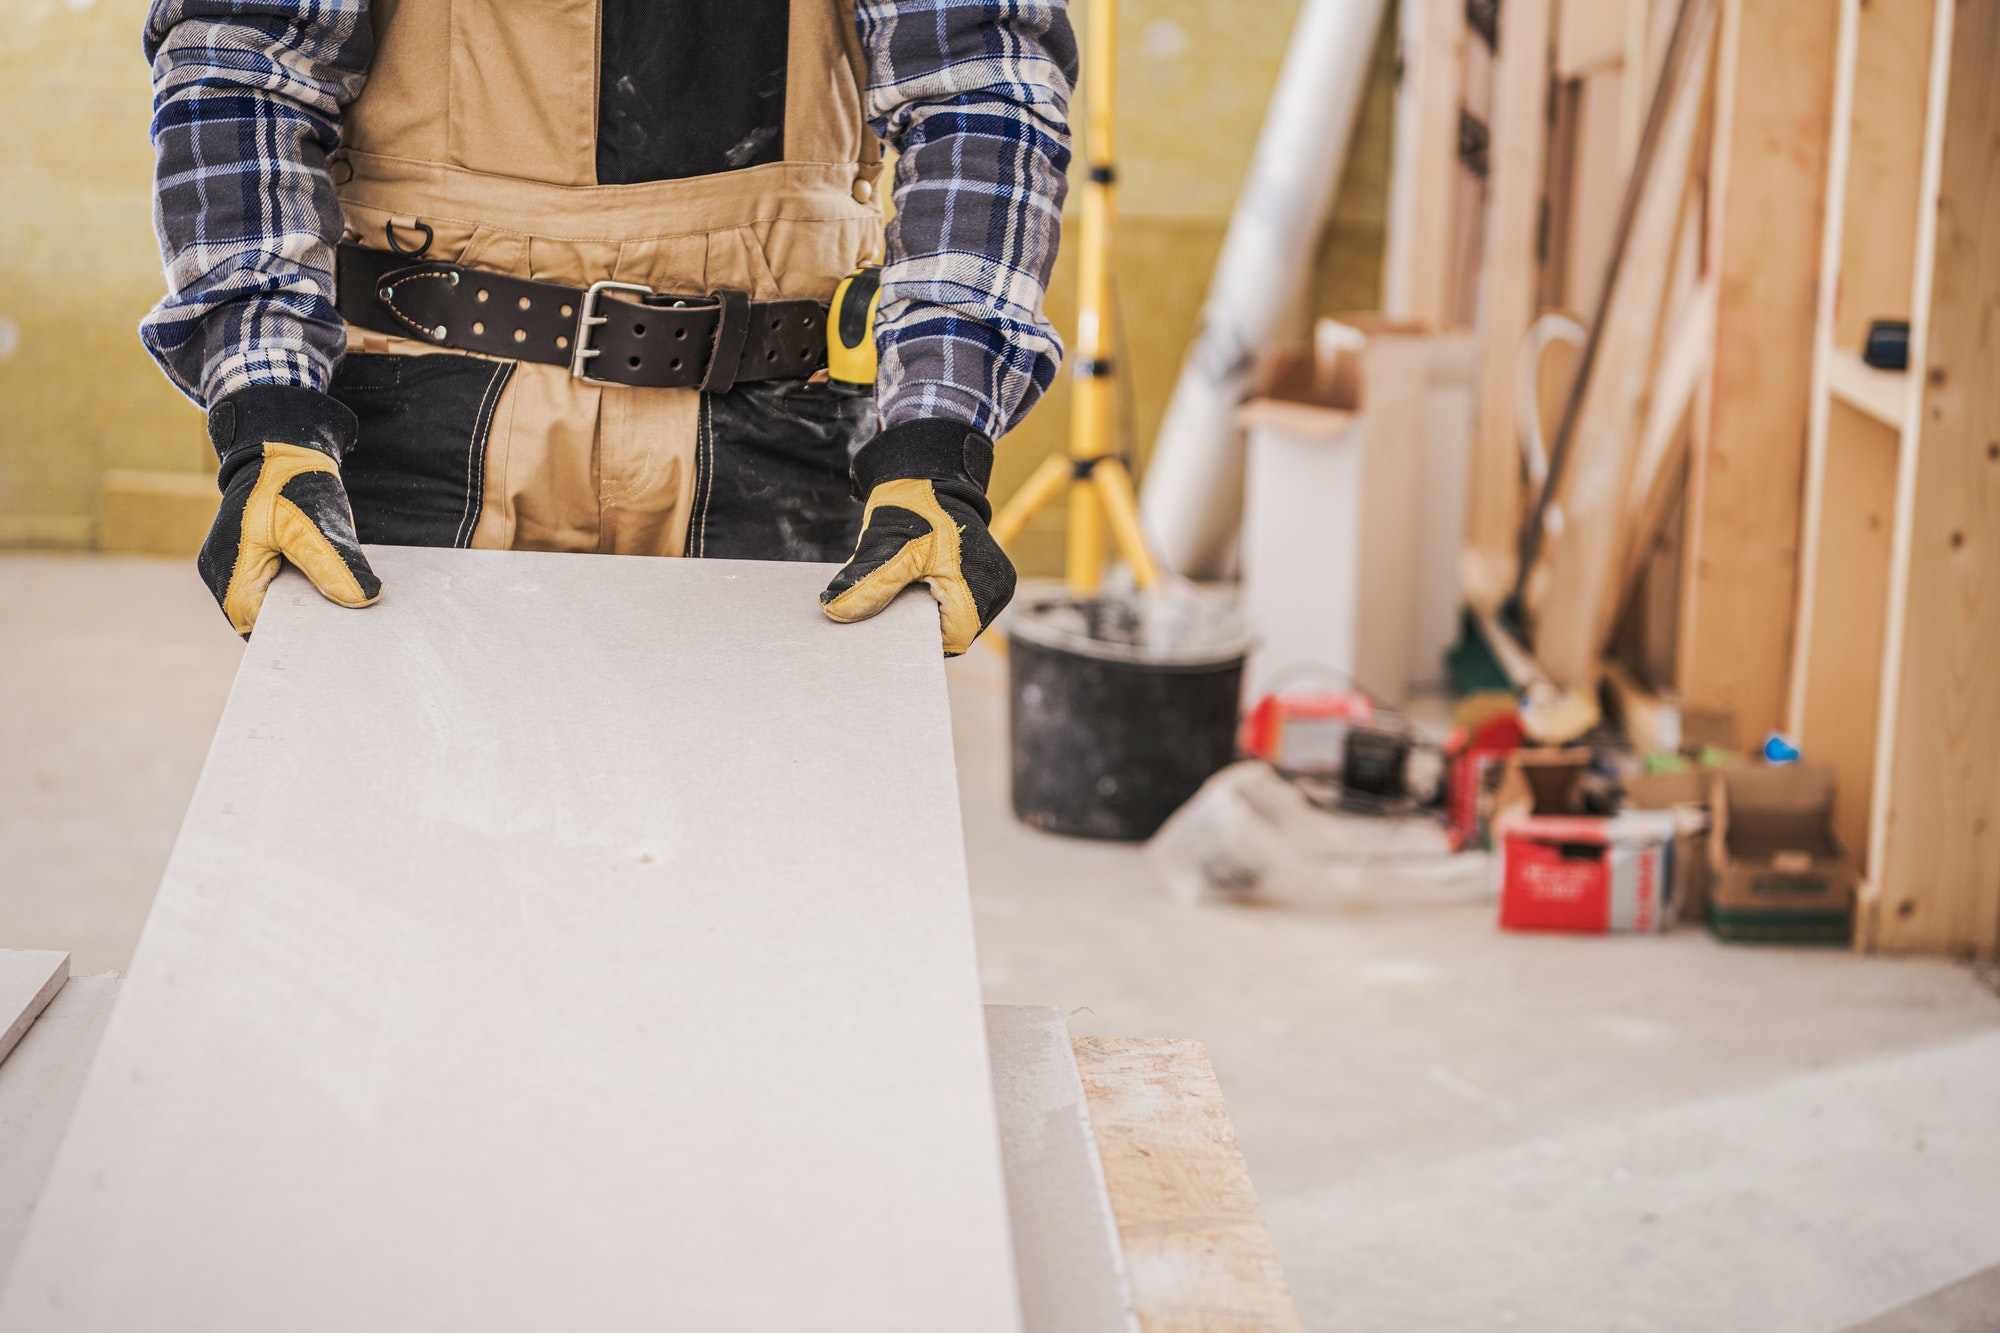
left=1763, top=733, right=1802, bottom=764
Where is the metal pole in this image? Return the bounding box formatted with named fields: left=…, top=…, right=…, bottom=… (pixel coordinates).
left=1065, top=0, right=1119, bottom=594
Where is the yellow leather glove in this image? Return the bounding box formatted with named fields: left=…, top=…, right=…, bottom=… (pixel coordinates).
left=197, top=386, right=382, bottom=637
left=820, top=420, right=1015, bottom=656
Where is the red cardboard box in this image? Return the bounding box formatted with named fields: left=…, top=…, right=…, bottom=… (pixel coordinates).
left=1497, top=811, right=1678, bottom=934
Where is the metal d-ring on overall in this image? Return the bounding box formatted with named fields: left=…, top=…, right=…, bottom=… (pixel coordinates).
left=383, top=217, right=435, bottom=258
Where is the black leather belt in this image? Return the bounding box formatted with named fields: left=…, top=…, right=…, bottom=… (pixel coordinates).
left=335, top=243, right=830, bottom=393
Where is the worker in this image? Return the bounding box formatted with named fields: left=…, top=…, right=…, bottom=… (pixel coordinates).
left=141, top=1, right=1075, bottom=656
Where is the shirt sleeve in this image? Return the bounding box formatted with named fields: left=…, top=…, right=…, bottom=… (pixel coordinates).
left=855, top=0, right=1077, bottom=440
left=140, top=0, right=371, bottom=408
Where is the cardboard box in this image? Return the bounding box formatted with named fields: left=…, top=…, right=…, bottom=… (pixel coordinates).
left=1624, top=769, right=1714, bottom=920
left=1497, top=812, right=1678, bottom=934
left=1494, top=750, right=1676, bottom=934
left=1707, top=763, right=1857, bottom=944
left=1493, top=747, right=1596, bottom=821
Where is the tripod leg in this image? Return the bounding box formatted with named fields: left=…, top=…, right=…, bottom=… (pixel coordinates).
left=1091, top=457, right=1162, bottom=589
left=990, top=453, right=1072, bottom=549
left=1067, top=473, right=1106, bottom=595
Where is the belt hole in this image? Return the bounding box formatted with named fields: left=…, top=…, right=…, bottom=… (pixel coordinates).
left=801, top=314, right=814, bottom=327
left=513, top=328, right=526, bottom=343
left=476, top=289, right=490, bottom=303
left=628, top=355, right=641, bottom=368
left=766, top=349, right=777, bottom=362
left=517, top=297, right=532, bottom=311
left=556, top=335, right=569, bottom=350
left=472, top=321, right=484, bottom=335
left=561, top=304, right=574, bottom=318
left=799, top=348, right=812, bottom=358
left=670, top=358, right=683, bottom=371
left=770, top=318, right=782, bottom=331
left=633, top=323, right=646, bottom=337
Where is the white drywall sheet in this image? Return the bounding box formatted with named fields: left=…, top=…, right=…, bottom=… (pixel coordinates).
left=0, top=953, right=66, bottom=1070
left=0, top=975, right=119, bottom=1278
left=0, top=549, right=1021, bottom=1332
left=986, top=1006, right=1138, bottom=1333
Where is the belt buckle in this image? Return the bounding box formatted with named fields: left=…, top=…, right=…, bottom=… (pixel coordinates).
left=570, top=280, right=655, bottom=383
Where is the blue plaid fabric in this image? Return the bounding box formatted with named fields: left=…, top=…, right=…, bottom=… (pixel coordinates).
left=140, top=0, right=1074, bottom=440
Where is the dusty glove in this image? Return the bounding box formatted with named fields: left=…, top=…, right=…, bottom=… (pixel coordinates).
left=198, top=385, right=381, bottom=637
left=820, top=420, right=1016, bottom=656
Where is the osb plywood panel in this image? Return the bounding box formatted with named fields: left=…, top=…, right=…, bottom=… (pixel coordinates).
left=1074, top=1037, right=1302, bottom=1332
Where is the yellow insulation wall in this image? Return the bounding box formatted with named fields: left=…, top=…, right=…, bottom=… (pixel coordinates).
left=998, top=0, right=1398, bottom=575
left=1, top=0, right=213, bottom=552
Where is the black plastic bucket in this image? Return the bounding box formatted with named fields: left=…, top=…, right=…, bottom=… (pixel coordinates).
left=1007, top=594, right=1250, bottom=842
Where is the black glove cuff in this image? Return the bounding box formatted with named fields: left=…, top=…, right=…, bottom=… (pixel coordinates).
left=208, top=386, right=359, bottom=491
left=851, top=419, right=997, bottom=520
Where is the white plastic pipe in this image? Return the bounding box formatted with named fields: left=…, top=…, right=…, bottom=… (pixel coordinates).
left=1138, top=0, right=1388, bottom=578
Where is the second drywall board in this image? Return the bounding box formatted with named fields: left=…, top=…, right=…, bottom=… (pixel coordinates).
left=0, top=550, right=1021, bottom=1332
left=986, top=1006, right=1139, bottom=1333
left=0, top=975, right=119, bottom=1279
left=0, top=952, right=67, bottom=1069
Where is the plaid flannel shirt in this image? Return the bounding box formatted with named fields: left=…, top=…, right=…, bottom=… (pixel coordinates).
left=140, top=0, right=1075, bottom=440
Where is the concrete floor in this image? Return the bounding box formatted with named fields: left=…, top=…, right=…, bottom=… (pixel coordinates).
left=5, top=553, right=2000, bottom=1331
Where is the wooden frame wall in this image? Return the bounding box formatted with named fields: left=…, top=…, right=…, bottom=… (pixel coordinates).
left=1462, top=0, right=1687, bottom=609
left=1384, top=0, right=1493, bottom=329
left=1787, top=0, right=2000, bottom=958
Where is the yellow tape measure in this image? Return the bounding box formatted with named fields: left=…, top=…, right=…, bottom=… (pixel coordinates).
left=827, top=265, right=882, bottom=394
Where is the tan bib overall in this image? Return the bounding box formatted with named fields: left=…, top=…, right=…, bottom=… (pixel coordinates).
left=329, top=0, right=885, bottom=560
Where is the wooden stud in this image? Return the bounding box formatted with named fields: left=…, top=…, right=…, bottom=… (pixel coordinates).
left=1386, top=0, right=1469, bottom=325
left=1823, top=350, right=1915, bottom=431
left=1830, top=0, right=1937, bottom=350
left=1558, top=0, right=1632, bottom=73
left=1786, top=0, right=1931, bottom=874
left=1858, top=0, right=1955, bottom=949
left=1800, top=403, right=1901, bottom=864
left=1869, top=0, right=2000, bottom=958
left=1524, top=0, right=1718, bottom=686
left=1673, top=0, right=1841, bottom=750
left=1463, top=0, right=1556, bottom=601
left=1559, top=68, right=1631, bottom=319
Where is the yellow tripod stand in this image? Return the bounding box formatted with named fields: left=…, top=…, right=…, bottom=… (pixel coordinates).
left=988, top=0, right=1161, bottom=595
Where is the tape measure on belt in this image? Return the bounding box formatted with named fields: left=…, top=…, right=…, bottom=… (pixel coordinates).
left=826, top=265, right=882, bottom=396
